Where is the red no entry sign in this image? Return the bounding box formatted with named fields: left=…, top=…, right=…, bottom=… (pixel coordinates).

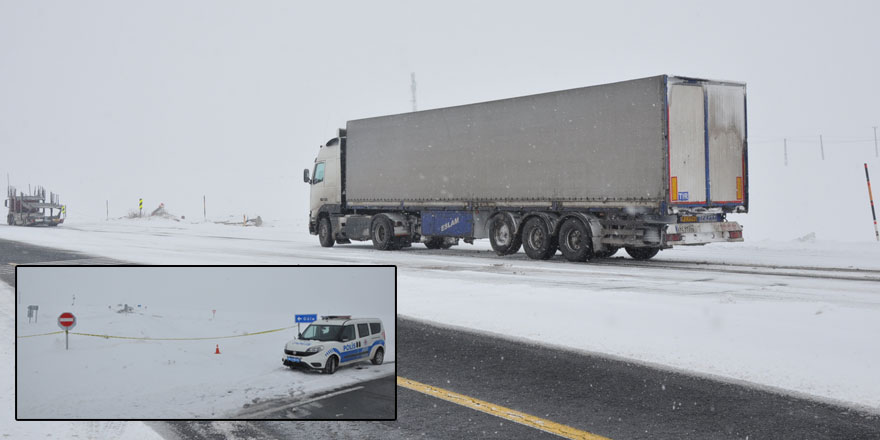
left=57, top=312, right=76, bottom=331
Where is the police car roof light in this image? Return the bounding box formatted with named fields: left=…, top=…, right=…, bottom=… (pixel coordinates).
left=322, top=315, right=352, bottom=320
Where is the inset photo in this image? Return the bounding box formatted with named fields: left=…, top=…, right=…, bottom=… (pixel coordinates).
left=15, top=265, right=395, bottom=420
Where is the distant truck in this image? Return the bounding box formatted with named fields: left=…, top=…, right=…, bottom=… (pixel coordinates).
left=5, top=186, right=65, bottom=226
left=304, top=75, right=747, bottom=261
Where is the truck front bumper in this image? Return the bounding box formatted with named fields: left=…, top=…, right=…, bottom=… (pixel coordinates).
left=665, top=221, right=743, bottom=245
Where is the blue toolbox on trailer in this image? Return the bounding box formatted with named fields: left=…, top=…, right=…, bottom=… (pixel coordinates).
left=421, top=211, right=474, bottom=236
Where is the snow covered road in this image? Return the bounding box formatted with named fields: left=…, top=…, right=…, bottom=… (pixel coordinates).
left=3, top=217, right=880, bottom=421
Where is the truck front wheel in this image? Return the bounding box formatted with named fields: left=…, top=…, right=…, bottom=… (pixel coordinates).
left=371, top=216, right=397, bottom=250
left=558, top=218, right=592, bottom=262
left=6, top=214, right=12, bottom=226
left=489, top=215, right=521, bottom=256
left=522, top=217, right=557, bottom=260
left=625, top=247, right=660, bottom=260
left=318, top=217, right=335, bottom=247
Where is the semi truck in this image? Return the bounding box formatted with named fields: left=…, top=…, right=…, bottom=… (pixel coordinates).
left=304, top=75, right=747, bottom=261
left=6, top=186, right=66, bottom=226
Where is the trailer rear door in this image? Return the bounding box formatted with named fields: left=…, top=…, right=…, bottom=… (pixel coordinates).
left=706, top=84, right=746, bottom=205
left=668, top=84, right=707, bottom=205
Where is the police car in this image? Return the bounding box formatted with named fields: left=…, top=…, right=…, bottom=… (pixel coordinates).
left=282, top=316, right=385, bottom=374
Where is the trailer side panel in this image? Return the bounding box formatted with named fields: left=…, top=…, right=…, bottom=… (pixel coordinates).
left=345, top=76, right=668, bottom=206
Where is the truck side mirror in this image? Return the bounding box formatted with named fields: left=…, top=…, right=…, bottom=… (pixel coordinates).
left=303, top=169, right=310, bottom=183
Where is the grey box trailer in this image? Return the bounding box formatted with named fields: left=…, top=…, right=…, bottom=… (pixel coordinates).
left=304, top=75, right=747, bottom=261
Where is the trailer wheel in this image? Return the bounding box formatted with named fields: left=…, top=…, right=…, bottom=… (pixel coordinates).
left=558, top=218, right=592, bottom=262
left=371, top=216, right=397, bottom=250
left=489, top=215, right=521, bottom=256
left=424, top=237, right=452, bottom=249
left=593, top=246, right=619, bottom=258
left=318, top=217, right=335, bottom=248
left=522, top=217, right=557, bottom=260
left=625, top=247, right=660, bottom=260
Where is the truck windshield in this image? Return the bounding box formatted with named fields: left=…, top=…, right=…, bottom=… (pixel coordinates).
left=300, top=324, right=342, bottom=341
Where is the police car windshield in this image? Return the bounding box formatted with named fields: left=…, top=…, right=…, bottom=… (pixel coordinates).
left=300, top=324, right=343, bottom=341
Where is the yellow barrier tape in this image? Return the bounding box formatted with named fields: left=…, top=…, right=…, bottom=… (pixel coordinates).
left=18, top=326, right=296, bottom=341
left=18, top=331, right=64, bottom=338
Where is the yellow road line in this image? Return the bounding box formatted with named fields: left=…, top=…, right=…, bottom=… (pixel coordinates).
left=397, top=377, right=610, bottom=440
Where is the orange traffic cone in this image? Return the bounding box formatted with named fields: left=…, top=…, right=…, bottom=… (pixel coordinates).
left=215, top=344, right=221, bottom=354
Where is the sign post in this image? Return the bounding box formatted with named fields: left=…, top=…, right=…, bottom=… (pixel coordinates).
left=27, top=305, right=39, bottom=323
left=295, top=314, right=317, bottom=335
left=57, top=312, right=77, bottom=350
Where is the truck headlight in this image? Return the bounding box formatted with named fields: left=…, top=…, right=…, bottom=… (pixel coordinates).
left=306, top=345, right=324, bottom=353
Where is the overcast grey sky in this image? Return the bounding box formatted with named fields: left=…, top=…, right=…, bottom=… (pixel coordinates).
left=1, top=1, right=878, bottom=237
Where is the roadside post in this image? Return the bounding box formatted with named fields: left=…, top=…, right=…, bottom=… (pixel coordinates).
left=866, top=163, right=879, bottom=241
left=57, top=312, right=77, bottom=350
left=139, top=198, right=143, bottom=217
left=27, top=305, right=39, bottom=323
left=295, top=314, right=317, bottom=335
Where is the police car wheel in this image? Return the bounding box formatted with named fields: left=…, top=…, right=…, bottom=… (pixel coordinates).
left=371, top=348, right=384, bottom=365
left=323, top=356, right=338, bottom=374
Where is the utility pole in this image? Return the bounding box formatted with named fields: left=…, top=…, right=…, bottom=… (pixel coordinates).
left=410, top=72, right=417, bottom=112
left=203, top=195, right=207, bottom=222
left=819, top=135, right=825, bottom=160
left=106, top=200, right=109, bottom=221
left=783, top=138, right=788, bottom=166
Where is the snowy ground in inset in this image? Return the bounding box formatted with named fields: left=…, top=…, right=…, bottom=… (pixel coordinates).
left=2, top=218, right=879, bottom=415
left=2, top=282, right=164, bottom=438
left=13, top=265, right=395, bottom=419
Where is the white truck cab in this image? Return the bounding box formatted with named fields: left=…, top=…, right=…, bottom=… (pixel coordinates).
left=304, top=134, right=344, bottom=247
left=282, top=316, right=385, bottom=374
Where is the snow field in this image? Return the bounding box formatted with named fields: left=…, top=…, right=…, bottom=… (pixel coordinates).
left=14, top=266, right=396, bottom=419
left=1, top=283, right=165, bottom=438
left=2, top=219, right=880, bottom=414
